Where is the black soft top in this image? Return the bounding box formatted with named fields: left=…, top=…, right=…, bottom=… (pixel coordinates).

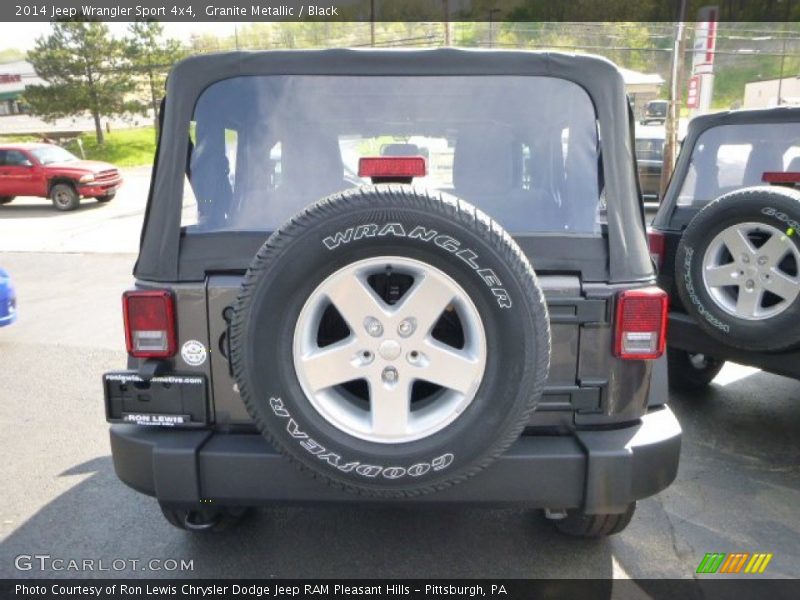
left=654, top=105, right=800, bottom=228
left=683, top=105, right=800, bottom=132
left=135, top=48, right=651, bottom=283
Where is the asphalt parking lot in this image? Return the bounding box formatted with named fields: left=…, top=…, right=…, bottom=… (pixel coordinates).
left=1, top=173, right=799, bottom=580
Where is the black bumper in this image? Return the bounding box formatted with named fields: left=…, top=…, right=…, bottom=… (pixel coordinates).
left=110, top=406, right=681, bottom=514
left=669, top=312, right=800, bottom=379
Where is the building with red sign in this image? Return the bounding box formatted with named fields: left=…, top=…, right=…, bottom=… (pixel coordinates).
left=0, top=60, right=43, bottom=116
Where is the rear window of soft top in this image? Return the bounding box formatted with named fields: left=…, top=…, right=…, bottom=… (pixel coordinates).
left=678, top=122, right=800, bottom=207
left=182, top=75, right=602, bottom=235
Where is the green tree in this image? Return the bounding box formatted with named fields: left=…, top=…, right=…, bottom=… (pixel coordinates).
left=25, top=21, right=134, bottom=145
left=126, top=21, right=186, bottom=137
left=0, top=48, right=24, bottom=63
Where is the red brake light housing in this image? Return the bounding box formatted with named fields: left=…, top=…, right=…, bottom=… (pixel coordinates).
left=647, top=228, right=666, bottom=270
left=614, top=287, right=668, bottom=360
left=358, top=156, right=426, bottom=181
left=122, top=290, right=177, bottom=358
left=762, top=171, right=800, bottom=185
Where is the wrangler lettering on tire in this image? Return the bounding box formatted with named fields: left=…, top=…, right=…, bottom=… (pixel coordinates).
left=323, top=222, right=513, bottom=309
left=230, top=187, right=551, bottom=496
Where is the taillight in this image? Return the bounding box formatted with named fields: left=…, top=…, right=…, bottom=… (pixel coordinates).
left=122, top=290, right=177, bottom=358
left=358, top=156, right=426, bottom=179
left=614, top=287, right=668, bottom=360
left=647, top=228, right=665, bottom=270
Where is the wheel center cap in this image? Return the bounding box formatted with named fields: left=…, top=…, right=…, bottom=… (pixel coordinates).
left=378, top=339, right=402, bottom=361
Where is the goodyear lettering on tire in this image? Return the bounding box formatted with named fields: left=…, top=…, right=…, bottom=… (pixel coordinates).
left=269, top=397, right=454, bottom=479
left=683, top=247, right=730, bottom=332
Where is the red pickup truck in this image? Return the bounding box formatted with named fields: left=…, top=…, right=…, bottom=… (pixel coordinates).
left=0, top=143, right=122, bottom=211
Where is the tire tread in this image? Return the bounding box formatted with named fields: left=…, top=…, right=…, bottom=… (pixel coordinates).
left=554, top=503, right=636, bottom=538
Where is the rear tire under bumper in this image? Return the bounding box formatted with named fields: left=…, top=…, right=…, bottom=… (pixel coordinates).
left=669, top=311, right=800, bottom=379
left=109, top=406, right=680, bottom=514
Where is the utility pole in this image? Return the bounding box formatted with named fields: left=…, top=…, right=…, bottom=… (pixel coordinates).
left=488, top=8, right=501, bottom=48
left=443, top=0, right=450, bottom=46
left=776, top=0, right=792, bottom=106
left=660, top=0, right=688, bottom=198
left=777, top=26, right=788, bottom=105
left=370, top=0, right=375, bottom=47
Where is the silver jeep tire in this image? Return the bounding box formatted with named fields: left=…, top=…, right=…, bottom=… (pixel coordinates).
left=675, top=187, right=800, bottom=351
left=230, top=187, right=551, bottom=497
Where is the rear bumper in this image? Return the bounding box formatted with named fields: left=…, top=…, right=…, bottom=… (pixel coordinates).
left=669, top=311, right=800, bottom=379
left=110, top=405, right=681, bottom=514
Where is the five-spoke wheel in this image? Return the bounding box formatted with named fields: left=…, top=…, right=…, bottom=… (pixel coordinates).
left=702, top=222, right=800, bottom=320
left=293, top=256, right=486, bottom=443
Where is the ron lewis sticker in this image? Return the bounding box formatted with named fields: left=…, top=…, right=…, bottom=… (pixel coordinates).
left=122, top=413, right=190, bottom=426
left=181, top=339, right=207, bottom=366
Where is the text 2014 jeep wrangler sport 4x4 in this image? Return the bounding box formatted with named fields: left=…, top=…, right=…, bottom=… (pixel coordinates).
left=104, top=49, right=680, bottom=537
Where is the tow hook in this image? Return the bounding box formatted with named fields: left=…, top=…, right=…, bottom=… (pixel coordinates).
left=137, top=358, right=169, bottom=382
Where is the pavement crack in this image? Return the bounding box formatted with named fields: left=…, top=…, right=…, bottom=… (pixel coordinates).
left=655, top=495, right=700, bottom=581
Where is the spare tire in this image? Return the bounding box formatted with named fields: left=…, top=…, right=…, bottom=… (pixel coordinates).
left=230, top=187, right=550, bottom=497
left=675, top=186, right=800, bottom=351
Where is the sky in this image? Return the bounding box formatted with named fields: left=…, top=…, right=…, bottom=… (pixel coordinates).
left=1, top=22, right=244, bottom=52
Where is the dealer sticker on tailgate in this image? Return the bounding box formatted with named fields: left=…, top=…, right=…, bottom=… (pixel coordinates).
left=121, top=413, right=191, bottom=426
left=103, top=371, right=208, bottom=427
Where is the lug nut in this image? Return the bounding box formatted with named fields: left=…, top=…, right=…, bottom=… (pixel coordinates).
left=745, top=279, right=755, bottom=290
left=757, top=256, right=768, bottom=266
left=398, top=318, right=416, bottom=337
left=741, top=255, right=750, bottom=264
left=364, top=317, right=383, bottom=337
left=382, top=367, right=398, bottom=384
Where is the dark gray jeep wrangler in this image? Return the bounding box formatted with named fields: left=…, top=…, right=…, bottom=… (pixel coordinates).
left=104, top=49, right=680, bottom=537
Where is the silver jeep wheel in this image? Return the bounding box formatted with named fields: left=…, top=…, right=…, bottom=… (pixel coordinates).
left=293, top=256, right=487, bottom=444
left=702, top=221, right=800, bottom=321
